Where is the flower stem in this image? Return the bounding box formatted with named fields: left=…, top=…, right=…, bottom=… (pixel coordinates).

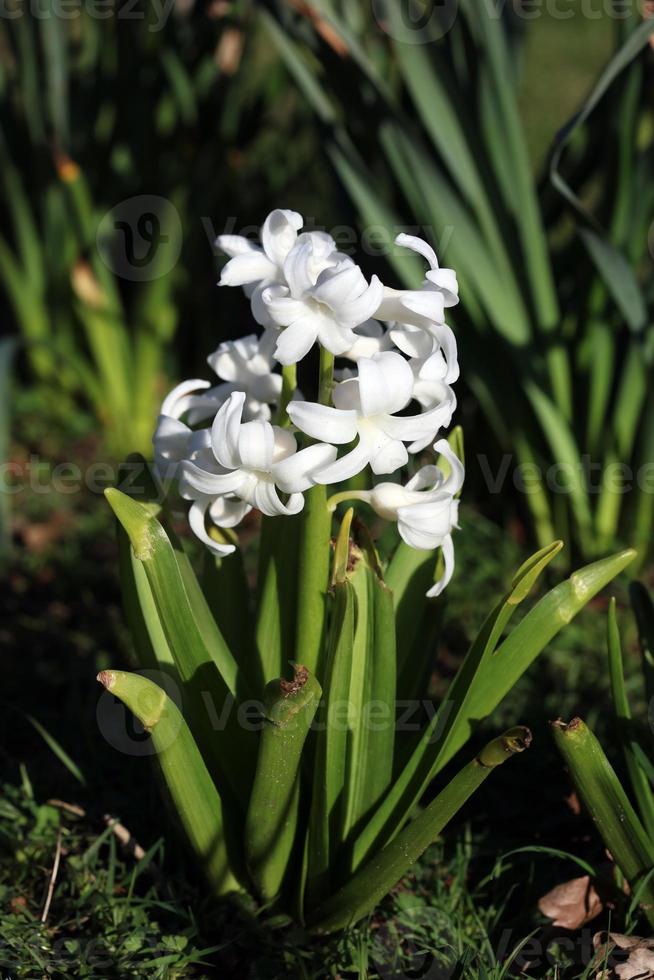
left=326, top=490, right=370, bottom=513
left=295, top=347, right=336, bottom=678
left=277, top=363, right=297, bottom=427
left=318, top=347, right=334, bottom=406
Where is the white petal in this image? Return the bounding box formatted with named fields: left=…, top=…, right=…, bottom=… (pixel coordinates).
left=252, top=479, right=304, bottom=517
left=313, top=441, right=371, bottom=484
left=237, top=420, right=275, bottom=471
left=216, top=234, right=258, bottom=258
left=274, top=317, right=320, bottom=365
left=219, top=251, right=277, bottom=287
left=389, top=324, right=435, bottom=359
left=426, top=534, right=455, bottom=597
left=273, top=443, right=338, bottom=492
left=209, top=496, right=252, bottom=528
left=395, top=232, right=439, bottom=270
left=426, top=268, right=459, bottom=306
left=161, top=379, right=210, bottom=419
left=262, top=287, right=307, bottom=328
left=369, top=438, right=408, bottom=475
left=434, top=438, right=465, bottom=495
left=404, top=465, right=440, bottom=492
left=340, top=275, right=385, bottom=326
left=401, top=289, right=446, bottom=325
left=316, top=318, right=357, bottom=357
left=179, top=461, right=245, bottom=497
left=188, top=500, right=236, bottom=557
left=153, top=415, right=191, bottom=461
left=287, top=401, right=359, bottom=444
left=261, top=209, right=303, bottom=266
left=382, top=392, right=455, bottom=442
left=283, top=239, right=318, bottom=298
left=431, top=323, right=460, bottom=383
left=271, top=426, right=297, bottom=463
left=211, top=392, right=245, bottom=469
left=358, top=351, right=414, bottom=417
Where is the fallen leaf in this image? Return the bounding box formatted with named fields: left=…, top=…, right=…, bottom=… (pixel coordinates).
left=538, top=874, right=603, bottom=929
left=594, top=932, right=654, bottom=979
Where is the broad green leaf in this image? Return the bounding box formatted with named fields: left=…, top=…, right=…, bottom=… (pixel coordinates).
left=245, top=666, right=321, bottom=901
left=255, top=515, right=299, bottom=688
left=305, top=550, right=356, bottom=910
left=354, top=546, right=634, bottom=866
left=105, top=488, right=255, bottom=813
left=98, top=670, right=238, bottom=896
left=552, top=717, right=654, bottom=930
left=341, top=539, right=396, bottom=844
left=351, top=540, right=563, bottom=866
left=308, top=727, right=531, bottom=933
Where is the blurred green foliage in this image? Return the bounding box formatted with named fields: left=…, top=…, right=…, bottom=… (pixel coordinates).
left=0, top=0, right=337, bottom=455
left=258, top=1, right=654, bottom=563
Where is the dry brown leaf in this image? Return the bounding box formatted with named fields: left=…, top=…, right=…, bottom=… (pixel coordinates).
left=538, top=874, right=603, bottom=929
left=215, top=27, right=244, bottom=75
left=594, top=932, right=654, bottom=979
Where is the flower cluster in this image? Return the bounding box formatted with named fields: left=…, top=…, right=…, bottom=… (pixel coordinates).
left=153, top=210, right=464, bottom=596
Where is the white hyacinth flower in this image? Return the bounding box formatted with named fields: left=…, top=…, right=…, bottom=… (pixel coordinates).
left=341, top=319, right=392, bottom=361
left=202, top=330, right=282, bottom=423
left=287, top=351, right=455, bottom=483
left=263, top=240, right=384, bottom=364
left=217, top=209, right=304, bottom=327
left=330, top=440, right=464, bottom=596
left=375, top=233, right=459, bottom=335
left=153, top=378, right=213, bottom=482
left=179, top=391, right=337, bottom=519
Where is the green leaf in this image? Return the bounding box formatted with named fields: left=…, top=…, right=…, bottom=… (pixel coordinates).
left=98, top=670, right=238, bottom=896
left=255, top=516, right=299, bottom=687
left=552, top=717, right=654, bottom=931
left=341, top=539, right=396, bottom=844
left=105, top=488, right=255, bottom=813
left=245, top=666, right=321, bottom=900
left=550, top=18, right=654, bottom=223
left=579, top=228, right=646, bottom=334
left=308, top=727, right=532, bottom=934
left=350, top=540, right=563, bottom=866
left=630, top=581, right=654, bottom=707
left=607, top=597, right=654, bottom=838
left=305, top=573, right=356, bottom=910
